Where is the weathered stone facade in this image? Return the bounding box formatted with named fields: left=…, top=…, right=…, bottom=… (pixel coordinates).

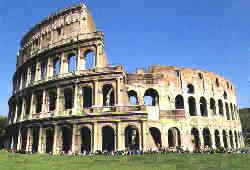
left=6, top=4, right=244, bottom=154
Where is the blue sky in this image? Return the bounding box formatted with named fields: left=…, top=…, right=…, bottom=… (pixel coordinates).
left=0, top=0, right=249, bottom=115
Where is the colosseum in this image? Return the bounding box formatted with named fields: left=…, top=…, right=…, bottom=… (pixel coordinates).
left=6, top=4, right=244, bottom=154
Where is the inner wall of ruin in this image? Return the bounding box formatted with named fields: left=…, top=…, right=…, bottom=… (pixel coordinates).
left=6, top=4, right=244, bottom=154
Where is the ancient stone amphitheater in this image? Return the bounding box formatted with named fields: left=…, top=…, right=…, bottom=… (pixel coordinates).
left=6, top=4, right=244, bottom=154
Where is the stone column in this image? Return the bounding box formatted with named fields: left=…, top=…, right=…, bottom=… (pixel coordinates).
left=17, top=127, right=22, bottom=151
left=42, top=90, right=47, bottom=114
left=116, top=123, right=125, bottom=151
left=72, top=124, right=81, bottom=154
left=26, top=67, right=31, bottom=86
left=29, top=93, right=35, bottom=119
left=20, top=99, right=26, bottom=121
left=94, top=81, right=101, bottom=106
left=60, top=52, right=67, bottom=74
left=219, top=130, right=225, bottom=148
left=38, top=126, right=45, bottom=153
left=47, top=58, right=53, bottom=78
left=35, top=62, right=41, bottom=81
left=210, top=129, right=216, bottom=149
left=53, top=125, right=60, bottom=155
left=93, top=123, right=101, bottom=151
left=116, top=78, right=121, bottom=106
left=141, top=122, right=147, bottom=151
left=26, top=128, right=32, bottom=153
left=77, top=48, right=85, bottom=70
left=56, top=87, right=62, bottom=116
left=199, top=128, right=204, bottom=149
left=196, top=97, right=201, bottom=116
left=73, top=85, right=80, bottom=115
left=227, top=131, right=231, bottom=149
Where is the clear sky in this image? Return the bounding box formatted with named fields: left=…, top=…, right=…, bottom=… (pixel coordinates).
left=0, top=0, right=249, bottom=115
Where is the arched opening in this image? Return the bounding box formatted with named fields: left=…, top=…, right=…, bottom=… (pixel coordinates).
left=234, top=131, right=238, bottom=148
left=45, top=127, right=54, bottom=153
left=225, top=102, right=230, bottom=120
left=168, top=127, right=181, bottom=147
left=200, top=97, right=208, bottom=116
left=25, top=95, right=31, bottom=116
left=102, top=126, right=115, bottom=152
left=80, top=127, right=91, bottom=152
left=30, top=64, right=36, bottom=82
left=48, top=91, right=57, bottom=111
left=210, top=98, right=216, bottom=115
left=149, top=127, right=162, bottom=148
left=223, top=130, right=228, bottom=148
left=68, top=53, right=77, bottom=72
left=191, top=128, right=200, bottom=151
left=229, top=131, right=234, bottom=148
left=102, top=84, right=115, bottom=106
left=40, top=62, right=47, bottom=79
left=125, top=126, right=139, bottom=150
left=35, top=91, right=43, bottom=113
left=230, top=103, right=235, bottom=120
left=187, top=84, right=195, bottom=94
left=21, top=128, right=28, bottom=151
left=17, top=99, right=23, bottom=121
left=203, top=128, right=212, bottom=147
left=128, top=90, right=138, bottom=105
left=61, top=126, right=72, bottom=154
left=214, top=130, right=221, bottom=148
left=218, top=100, right=224, bottom=116
left=144, top=88, right=159, bottom=106
left=188, top=97, right=197, bottom=116
left=53, top=58, right=60, bottom=76
left=64, top=88, right=73, bottom=109
left=84, top=50, right=95, bottom=69
left=32, top=127, right=40, bottom=153
left=223, top=91, right=228, bottom=100
left=82, top=86, right=92, bottom=108
left=215, top=78, right=220, bottom=87
left=175, top=95, right=184, bottom=109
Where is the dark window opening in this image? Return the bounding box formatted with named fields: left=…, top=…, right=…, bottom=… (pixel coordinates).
left=64, top=88, right=73, bottom=109
left=200, top=97, right=208, bottom=116
left=53, top=58, right=60, bottom=76
left=144, top=88, right=159, bottom=106
left=188, top=97, right=197, bottom=116
left=128, top=90, right=138, bottom=105
left=102, top=126, right=115, bottom=152
left=103, top=84, right=115, bottom=106
left=49, top=91, right=57, bottom=111
left=81, top=127, right=91, bottom=152
left=35, top=91, right=43, bottom=113
left=187, top=84, right=195, bottom=94
left=41, top=62, right=47, bottom=79
left=218, top=100, right=224, bottom=115
left=125, top=126, right=139, bottom=150
left=175, top=95, right=184, bottom=109
left=149, top=127, right=162, bottom=148
left=82, top=86, right=92, bottom=108
left=210, top=98, right=216, bottom=115
left=68, top=54, right=76, bottom=72
left=168, top=127, right=181, bottom=147
left=84, top=50, right=95, bottom=69
left=203, top=128, right=212, bottom=147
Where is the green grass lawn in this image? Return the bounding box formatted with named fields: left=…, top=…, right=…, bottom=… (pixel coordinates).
left=0, top=151, right=250, bottom=170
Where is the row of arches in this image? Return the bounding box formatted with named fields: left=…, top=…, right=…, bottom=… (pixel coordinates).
left=15, top=50, right=96, bottom=93
left=191, top=128, right=241, bottom=150
left=127, top=88, right=238, bottom=119
left=11, top=125, right=242, bottom=154
left=10, top=84, right=116, bottom=121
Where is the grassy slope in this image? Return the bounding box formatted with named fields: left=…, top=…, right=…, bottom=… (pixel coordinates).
left=1, top=151, right=250, bottom=170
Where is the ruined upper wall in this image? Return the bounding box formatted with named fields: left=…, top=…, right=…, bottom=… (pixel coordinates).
left=17, top=4, right=97, bottom=67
